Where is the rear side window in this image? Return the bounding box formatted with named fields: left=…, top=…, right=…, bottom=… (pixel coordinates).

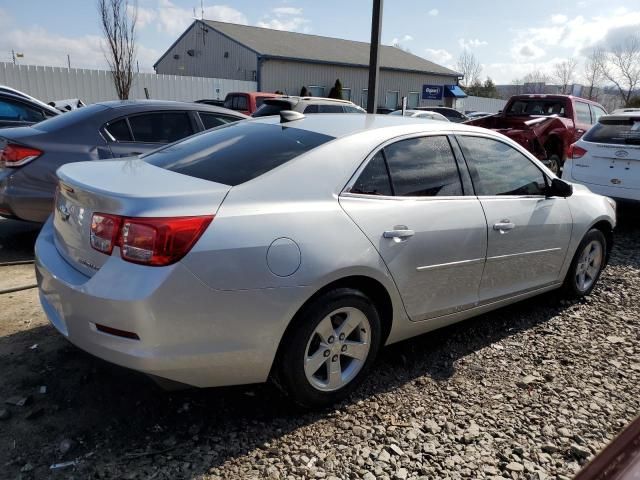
left=105, top=119, right=132, bottom=141
left=457, top=136, right=547, bottom=196
left=253, top=103, right=289, bottom=117
left=344, top=105, right=364, bottom=113
left=30, top=104, right=109, bottom=132
left=584, top=118, right=640, bottom=145
left=575, top=102, right=592, bottom=124
left=199, top=112, right=237, bottom=130
left=0, top=99, right=45, bottom=122
left=129, top=112, right=194, bottom=143
left=383, top=136, right=463, bottom=197
left=144, top=122, right=334, bottom=186
left=350, top=152, right=393, bottom=196
left=318, top=105, right=344, bottom=113
left=303, top=105, right=319, bottom=113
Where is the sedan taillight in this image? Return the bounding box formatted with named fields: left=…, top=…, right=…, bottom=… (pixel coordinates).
left=0, top=143, right=43, bottom=167
left=90, top=213, right=213, bottom=266
left=569, top=144, right=588, bottom=159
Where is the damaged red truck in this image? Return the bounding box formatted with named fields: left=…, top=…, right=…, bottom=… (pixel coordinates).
left=465, top=95, right=607, bottom=174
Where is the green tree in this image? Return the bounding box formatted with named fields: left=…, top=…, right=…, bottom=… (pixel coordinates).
left=481, top=77, right=499, bottom=98
left=300, top=86, right=309, bottom=97
left=328, top=79, right=343, bottom=99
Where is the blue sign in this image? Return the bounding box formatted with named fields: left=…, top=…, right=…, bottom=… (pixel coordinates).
left=422, top=84, right=443, bottom=100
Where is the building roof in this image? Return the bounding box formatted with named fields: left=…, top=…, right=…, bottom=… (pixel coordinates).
left=156, top=20, right=460, bottom=77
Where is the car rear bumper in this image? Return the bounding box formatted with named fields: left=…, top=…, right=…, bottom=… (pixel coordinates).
left=35, top=218, right=309, bottom=388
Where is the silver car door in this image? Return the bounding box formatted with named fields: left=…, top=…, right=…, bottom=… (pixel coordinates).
left=340, top=135, right=487, bottom=322
left=456, top=134, right=572, bottom=302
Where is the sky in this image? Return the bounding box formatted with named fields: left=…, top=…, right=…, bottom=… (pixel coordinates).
left=1, top=0, right=639, bottom=84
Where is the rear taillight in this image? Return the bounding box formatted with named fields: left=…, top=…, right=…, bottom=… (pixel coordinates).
left=0, top=143, right=42, bottom=167
left=90, top=213, right=213, bottom=266
left=569, top=144, right=587, bottom=159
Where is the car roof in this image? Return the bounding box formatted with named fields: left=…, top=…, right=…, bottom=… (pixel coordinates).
left=94, top=100, right=248, bottom=117
left=249, top=113, right=484, bottom=138
left=600, top=112, right=640, bottom=120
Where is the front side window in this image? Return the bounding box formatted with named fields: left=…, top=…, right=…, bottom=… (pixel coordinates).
left=0, top=99, right=44, bottom=122
left=575, top=102, right=592, bottom=124
left=457, top=136, right=547, bottom=196
left=349, top=152, right=393, bottom=196
left=128, top=112, right=194, bottom=143
left=384, top=136, right=463, bottom=197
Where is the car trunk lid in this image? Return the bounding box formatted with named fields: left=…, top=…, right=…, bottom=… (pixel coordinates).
left=571, top=141, right=640, bottom=189
left=53, top=159, right=231, bottom=277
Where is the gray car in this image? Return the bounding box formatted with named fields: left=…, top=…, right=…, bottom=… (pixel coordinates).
left=252, top=96, right=365, bottom=117
left=0, top=100, right=247, bottom=222
left=35, top=113, right=616, bottom=408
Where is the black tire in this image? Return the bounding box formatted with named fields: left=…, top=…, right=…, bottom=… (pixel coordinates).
left=562, top=229, right=607, bottom=298
left=274, top=288, right=382, bottom=409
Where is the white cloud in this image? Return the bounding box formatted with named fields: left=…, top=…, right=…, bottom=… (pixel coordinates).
left=458, top=38, right=488, bottom=49
left=424, top=48, right=452, bottom=65
left=155, top=1, right=247, bottom=36
left=402, top=34, right=413, bottom=42
left=428, top=9, right=439, bottom=16
left=257, top=6, right=310, bottom=32
left=132, top=5, right=157, bottom=28
left=551, top=14, right=568, bottom=24
left=511, top=41, right=546, bottom=60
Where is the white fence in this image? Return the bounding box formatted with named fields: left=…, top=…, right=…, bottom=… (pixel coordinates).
left=460, top=95, right=507, bottom=114
left=0, top=62, right=257, bottom=104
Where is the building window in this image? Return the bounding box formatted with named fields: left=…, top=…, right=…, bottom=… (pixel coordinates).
left=385, top=91, right=400, bottom=110
left=407, top=92, right=420, bottom=108
left=308, top=86, right=325, bottom=97
left=341, top=88, right=352, bottom=101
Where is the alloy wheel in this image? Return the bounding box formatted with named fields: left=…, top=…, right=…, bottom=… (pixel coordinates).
left=304, top=307, right=371, bottom=392
left=575, top=240, right=603, bottom=292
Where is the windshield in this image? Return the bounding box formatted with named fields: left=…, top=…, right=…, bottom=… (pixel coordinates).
left=506, top=100, right=566, bottom=117
left=144, top=121, right=334, bottom=185
left=584, top=118, right=640, bottom=145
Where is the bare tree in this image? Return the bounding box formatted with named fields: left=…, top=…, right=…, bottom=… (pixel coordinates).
left=456, top=50, right=482, bottom=87
left=553, top=58, right=577, bottom=94
left=598, top=35, right=640, bottom=107
left=582, top=48, right=605, bottom=101
left=522, top=71, right=549, bottom=93
left=99, top=0, right=137, bottom=100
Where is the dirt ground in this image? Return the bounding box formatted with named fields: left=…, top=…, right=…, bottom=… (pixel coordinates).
left=0, top=209, right=639, bottom=480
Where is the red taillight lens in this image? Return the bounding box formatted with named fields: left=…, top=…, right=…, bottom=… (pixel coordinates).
left=90, top=213, right=213, bottom=266
left=0, top=143, right=42, bottom=167
left=90, top=214, right=122, bottom=254
left=569, top=144, right=587, bottom=159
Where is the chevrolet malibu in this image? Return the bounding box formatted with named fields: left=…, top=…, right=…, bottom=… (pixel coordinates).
left=36, top=113, right=616, bottom=408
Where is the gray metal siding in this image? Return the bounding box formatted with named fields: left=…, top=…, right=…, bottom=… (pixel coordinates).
left=260, top=59, right=458, bottom=108
left=155, top=22, right=258, bottom=81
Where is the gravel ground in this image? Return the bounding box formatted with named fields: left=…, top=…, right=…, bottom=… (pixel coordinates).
left=0, top=210, right=639, bottom=480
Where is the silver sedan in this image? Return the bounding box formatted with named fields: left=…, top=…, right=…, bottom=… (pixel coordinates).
left=35, top=113, right=616, bottom=408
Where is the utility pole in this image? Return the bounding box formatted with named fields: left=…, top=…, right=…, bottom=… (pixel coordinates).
left=67, top=54, right=71, bottom=69
left=11, top=49, right=15, bottom=65
left=366, top=0, right=383, bottom=114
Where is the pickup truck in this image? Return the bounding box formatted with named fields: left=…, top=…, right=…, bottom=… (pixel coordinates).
left=464, top=95, right=607, bottom=174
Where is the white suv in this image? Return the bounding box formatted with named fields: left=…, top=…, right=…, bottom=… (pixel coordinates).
left=563, top=112, right=640, bottom=203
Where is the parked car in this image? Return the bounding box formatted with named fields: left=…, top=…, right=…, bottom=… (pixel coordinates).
left=376, top=107, right=395, bottom=114
left=389, top=109, right=449, bottom=122
left=0, top=85, right=61, bottom=116
left=36, top=113, right=615, bottom=408
left=562, top=111, right=640, bottom=203
left=465, top=95, right=607, bottom=174
left=0, top=90, right=60, bottom=128
left=0, top=100, right=247, bottom=222
left=414, top=106, right=469, bottom=122
left=252, top=96, right=365, bottom=117
left=223, top=91, right=279, bottom=115
left=195, top=99, right=225, bottom=107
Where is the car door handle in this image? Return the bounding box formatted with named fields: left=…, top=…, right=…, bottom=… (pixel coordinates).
left=493, top=221, right=515, bottom=233
left=383, top=227, right=415, bottom=241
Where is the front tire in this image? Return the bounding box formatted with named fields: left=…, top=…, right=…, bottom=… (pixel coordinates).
left=562, top=229, right=606, bottom=297
left=275, top=288, right=382, bottom=408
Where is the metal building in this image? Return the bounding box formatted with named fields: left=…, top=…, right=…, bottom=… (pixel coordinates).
left=154, top=20, right=465, bottom=110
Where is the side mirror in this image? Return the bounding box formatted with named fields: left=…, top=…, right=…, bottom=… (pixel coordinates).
left=549, top=178, right=573, bottom=198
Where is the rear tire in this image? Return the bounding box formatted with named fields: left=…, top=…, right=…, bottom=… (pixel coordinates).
left=562, top=229, right=606, bottom=298
left=275, top=288, right=382, bottom=409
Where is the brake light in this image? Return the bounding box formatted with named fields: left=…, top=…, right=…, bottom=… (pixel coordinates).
left=569, top=144, right=587, bottom=159
left=90, top=213, right=213, bottom=266
left=0, top=143, right=43, bottom=167
left=90, top=214, right=122, bottom=255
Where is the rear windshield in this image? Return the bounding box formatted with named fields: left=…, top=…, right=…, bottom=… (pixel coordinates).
left=143, top=121, right=334, bottom=186
left=506, top=100, right=566, bottom=117
left=584, top=118, right=640, bottom=145
left=30, top=104, right=109, bottom=132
